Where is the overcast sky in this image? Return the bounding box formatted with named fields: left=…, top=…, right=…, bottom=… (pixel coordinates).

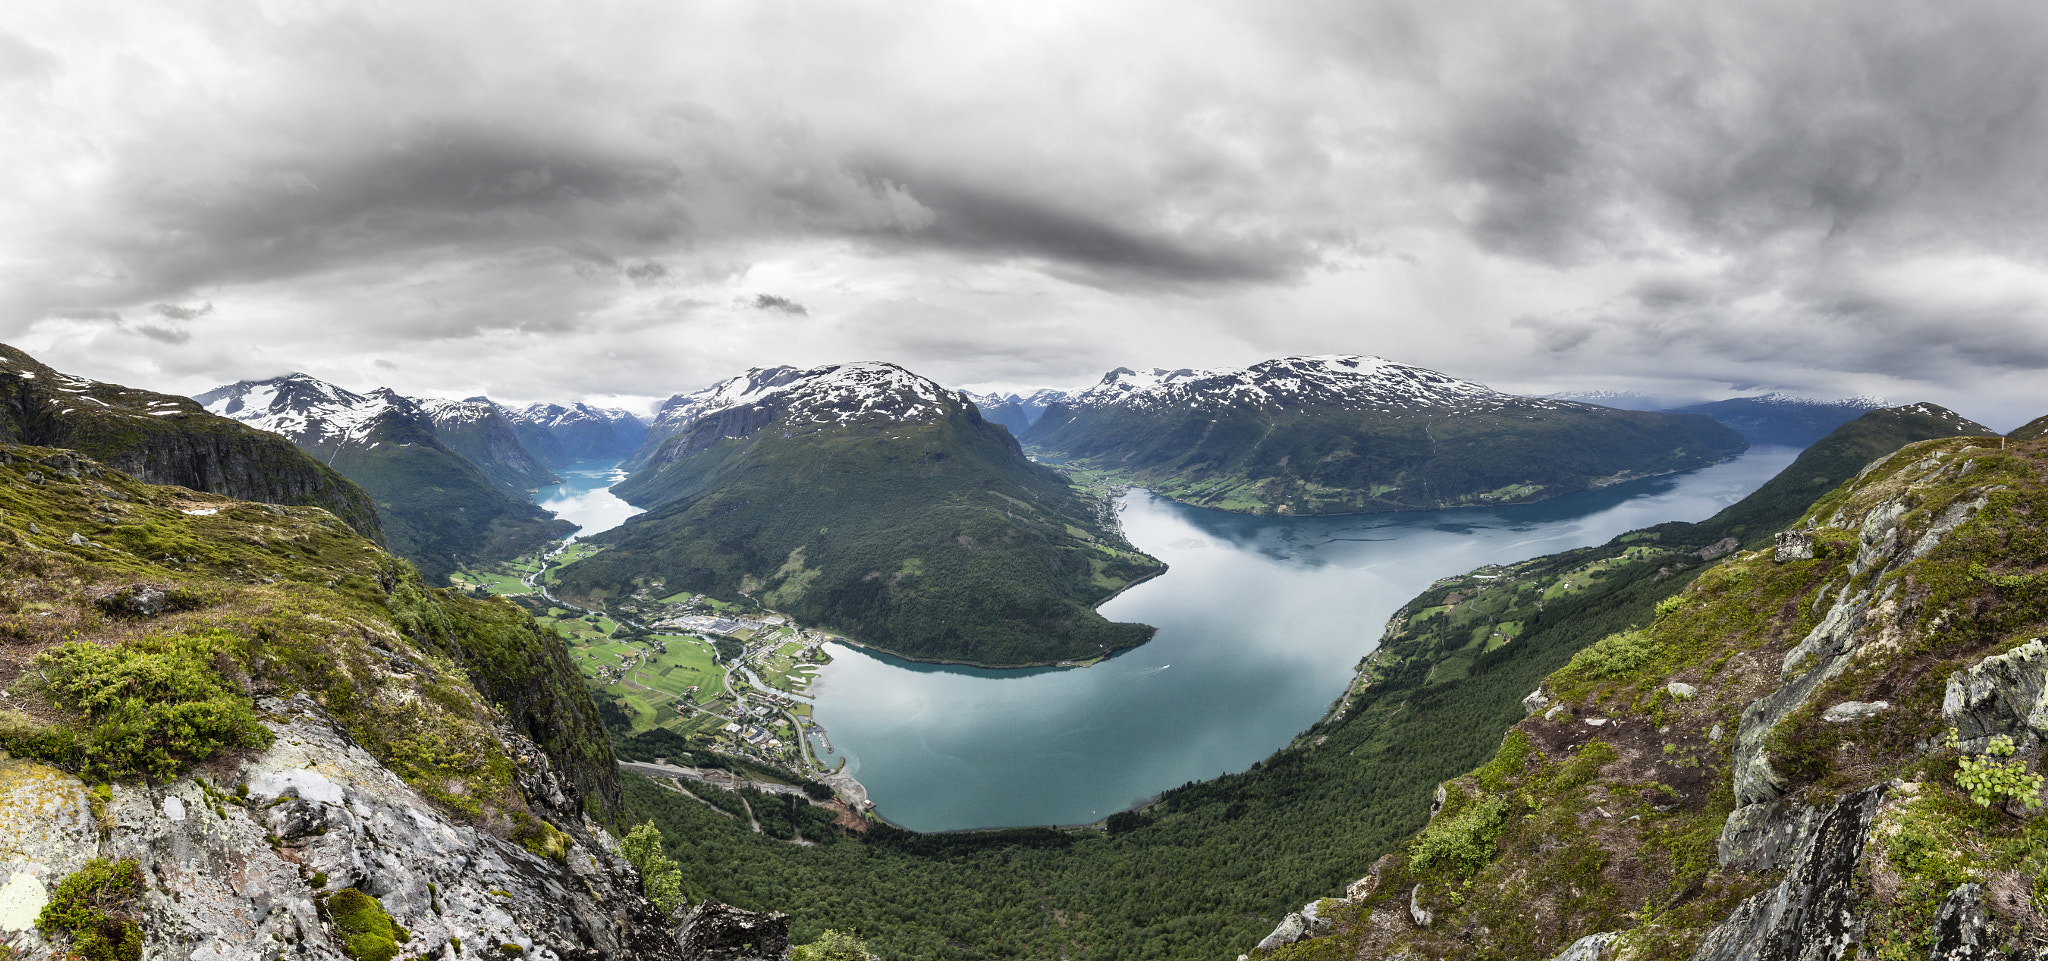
left=4, top=1, right=2047, bottom=426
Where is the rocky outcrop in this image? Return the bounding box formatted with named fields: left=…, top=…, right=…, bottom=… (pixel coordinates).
left=1690, top=784, right=1889, bottom=961
left=1944, top=638, right=2048, bottom=753
left=676, top=902, right=790, bottom=961
left=1926, top=884, right=1998, bottom=961
left=1548, top=932, right=1619, bottom=961
left=0, top=695, right=685, bottom=961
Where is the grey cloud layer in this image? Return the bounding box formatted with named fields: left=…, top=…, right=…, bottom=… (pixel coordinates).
left=1, top=0, right=2045, bottom=418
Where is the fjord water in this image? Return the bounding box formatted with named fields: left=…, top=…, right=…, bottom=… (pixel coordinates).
left=810, top=448, right=1802, bottom=832
left=537, top=460, right=641, bottom=538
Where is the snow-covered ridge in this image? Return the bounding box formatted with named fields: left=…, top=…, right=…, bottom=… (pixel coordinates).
left=653, top=361, right=963, bottom=435
left=1067, top=355, right=1541, bottom=413
left=195, top=374, right=416, bottom=449
left=416, top=396, right=501, bottom=428
left=506, top=401, right=642, bottom=432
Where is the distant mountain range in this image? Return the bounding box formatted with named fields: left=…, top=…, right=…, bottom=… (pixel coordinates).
left=554, top=361, right=1165, bottom=667
left=504, top=402, right=647, bottom=466
left=1019, top=354, right=1749, bottom=515
left=196, top=374, right=575, bottom=581
left=1662, top=392, right=1888, bottom=447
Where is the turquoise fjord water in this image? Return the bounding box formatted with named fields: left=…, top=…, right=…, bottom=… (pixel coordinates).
left=536, top=460, right=642, bottom=539
left=807, top=448, right=1801, bottom=832
left=539, top=450, right=1801, bottom=833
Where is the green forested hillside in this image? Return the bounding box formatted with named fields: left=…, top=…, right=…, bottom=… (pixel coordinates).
left=1025, top=396, right=1746, bottom=515
left=327, top=411, right=574, bottom=583
left=554, top=382, right=1161, bottom=667
left=615, top=404, right=1997, bottom=960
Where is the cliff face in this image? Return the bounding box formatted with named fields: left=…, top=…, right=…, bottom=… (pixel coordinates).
left=1251, top=432, right=2048, bottom=960
left=0, top=444, right=781, bottom=960
left=0, top=344, right=383, bottom=543
left=0, top=696, right=684, bottom=961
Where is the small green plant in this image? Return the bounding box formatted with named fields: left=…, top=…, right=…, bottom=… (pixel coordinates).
left=1563, top=629, right=1661, bottom=680
left=793, top=929, right=880, bottom=961
left=36, top=858, right=144, bottom=961
left=24, top=629, right=273, bottom=781
left=1952, top=732, right=2044, bottom=812
left=1409, top=794, right=1510, bottom=879
left=325, top=888, right=400, bottom=961
left=621, top=821, right=686, bottom=913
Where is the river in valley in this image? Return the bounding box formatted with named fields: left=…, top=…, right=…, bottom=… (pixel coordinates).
left=806, top=449, right=1802, bottom=832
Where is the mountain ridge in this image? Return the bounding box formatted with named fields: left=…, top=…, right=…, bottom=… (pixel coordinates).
left=1024, top=354, right=1750, bottom=516
left=557, top=361, right=1166, bottom=667
left=0, top=345, right=385, bottom=542
left=197, top=372, right=573, bottom=581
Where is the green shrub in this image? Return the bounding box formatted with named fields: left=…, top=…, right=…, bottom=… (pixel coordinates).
left=1953, top=733, right=2045, bottom=811
left=36, top=858, right=144, bottom=961
left=26, top=629, right=273, bottom=781
left=793, top=929, right=879, bottom=961
left=621, top=821, right=686, bottom=913
left=1409, top=793, right=1510, bottom=879
left=326, top=888, right=399, bottom=961
left=1562, top=629, right=1661, bottom=680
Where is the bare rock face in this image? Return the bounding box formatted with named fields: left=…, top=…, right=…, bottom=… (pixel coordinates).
left=1926, top=884, right=1998, bottom=961
left=1944, top=638, right=2048, bottom=754
left=1773, top=529, right=1815, bottom=562
left=676, top=902, right=791, bottom=961
left=1690, top=784, right=1889, bottom=961
left=0, top=695, right=684, bottom=961
left=1548, top=931, right=1619, bottom=960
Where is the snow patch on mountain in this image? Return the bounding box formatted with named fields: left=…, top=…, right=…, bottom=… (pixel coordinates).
left=1068, top=355, right=1540, bottom=413
left=653, top=362, right=963, bottom=436
left=196, top=374, right=414, bottom=449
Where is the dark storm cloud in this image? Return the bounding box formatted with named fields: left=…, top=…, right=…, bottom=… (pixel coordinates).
left=135, top=324, right=192, bottom=345
left=151, top=302, right=213, bottom=321
left=1428, top=0, right=2048, bottom=262
left=751, top=294, right=807, bottom=316
left=869, top=174, right=1316, bottom=287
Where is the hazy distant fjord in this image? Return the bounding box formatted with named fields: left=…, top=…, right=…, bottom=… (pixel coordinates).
left=808, top=448, right=1802, bottom=832
left=537, top=460, right=642, bottom=539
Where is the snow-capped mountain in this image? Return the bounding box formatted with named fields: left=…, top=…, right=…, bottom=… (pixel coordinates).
left=195, top=375, right=415, bottom=458
left=1663, top=392, right=1891, bottom=448
left=502, top=402, right=647, bottom=465
left=636, top=362, right=969, bottom=462
left=194, top=372, right=573, bottom=578
left=417, top=397, right=559, bottom=491
left=1022, top=354, right=1749, bottom=516
left=1541, top=388, right=1689, bottom=411
left=1060, top=355, right=1544, bottom=414
left=961, top=388, right=1081, bottom=434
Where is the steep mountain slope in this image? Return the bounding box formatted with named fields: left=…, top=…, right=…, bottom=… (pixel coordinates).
left=417, top=396, right=560, bottom=492
left=555, top=362, right=1164, bottom=667
left=1665, top=391, right=1889, bottom=448
left=965, top=391, right=1036, bottom=435
left=612, top=404, right=1996, bottom=961
left=0, top=444, right=707, bottom=960
left=1262, top=423, right=2043, bottom=961
left=1024, top=355, right=1748, bottom=515
left=505, top=401, right=647, bottom=466
left=197, top=374, right=573, bottom=581
left=0, top=344, right=383, bottom=541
